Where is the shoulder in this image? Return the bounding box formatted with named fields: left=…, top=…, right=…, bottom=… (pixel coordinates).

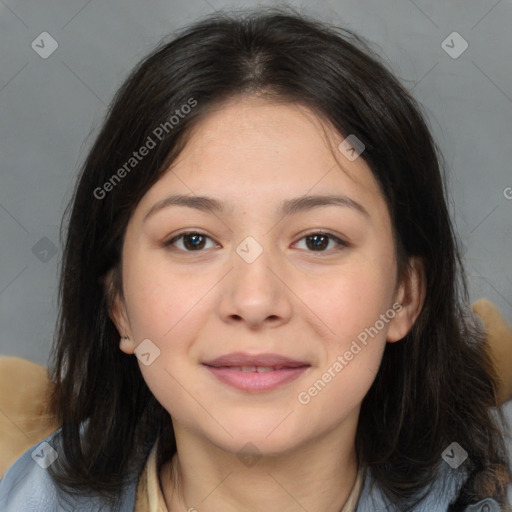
left=0, top=428, right=139, bottom=512
left=0, top=428, right=62, bottom=512
left=356, top=469, right=506, bottom=511
left=356, top=401, right=512, bottom=511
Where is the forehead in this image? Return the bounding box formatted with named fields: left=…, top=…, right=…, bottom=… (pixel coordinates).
left=175, top=96, right=349, bottom=176
left=135, top=95, right=388, bottom=221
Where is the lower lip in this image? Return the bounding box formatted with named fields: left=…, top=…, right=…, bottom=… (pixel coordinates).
left=203, top=365, right=309, bottom=392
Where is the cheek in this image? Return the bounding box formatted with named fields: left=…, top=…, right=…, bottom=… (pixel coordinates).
left=302, top=254, right=397, bottom=345
left=122, top=248, right=198, bottom=338
left=294, top=249, right=396, bottom=406
left=306, top=343, right=385, bottom=416
left=121, top=250, right=209, bottom=408
left=297, top=274, right=390, bottom=415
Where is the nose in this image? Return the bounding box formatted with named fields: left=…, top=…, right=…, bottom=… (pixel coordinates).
left=217, top=239, right=293, bottom=330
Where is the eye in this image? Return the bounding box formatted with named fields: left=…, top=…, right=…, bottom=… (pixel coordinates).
left=164, top=231, right=218, bottom=252
left=294, top=232, right=348, bottom=253
left=164, top=230, right=348, bottom=253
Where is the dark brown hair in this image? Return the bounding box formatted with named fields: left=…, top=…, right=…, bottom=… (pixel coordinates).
left=47, top=7, right=511, bottom=511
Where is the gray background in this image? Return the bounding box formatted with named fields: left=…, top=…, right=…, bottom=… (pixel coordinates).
left=0, top=0, right=511, bottom=367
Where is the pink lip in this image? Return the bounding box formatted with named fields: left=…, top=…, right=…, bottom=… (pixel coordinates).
left=204, top=366, right=309, bottom=392
left=203, top=352, right=308, bottom=368
left=202, top=352, right=310, bottom=392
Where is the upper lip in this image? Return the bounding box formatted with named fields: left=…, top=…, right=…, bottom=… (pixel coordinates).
left=203, top=352, right=309, bottom=368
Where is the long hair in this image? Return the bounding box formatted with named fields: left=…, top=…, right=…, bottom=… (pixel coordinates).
left=47, top=7, right=511, bottom=510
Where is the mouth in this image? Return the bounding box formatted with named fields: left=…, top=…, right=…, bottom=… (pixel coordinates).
left=208, top=365, right=301, bottom=372
left=203, top=352, right=309, bottom=368
left=202, top=352, right=310, bottom=392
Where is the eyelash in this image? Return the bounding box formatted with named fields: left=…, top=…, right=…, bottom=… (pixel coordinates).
left=163, top=231, right=348, bottom=254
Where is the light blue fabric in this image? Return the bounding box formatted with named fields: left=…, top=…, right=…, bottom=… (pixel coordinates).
left=1, top=401, right=511, bottom=511
left=0, top=426, right=139, bottom=511
left=355, top=463, right=503, bottom=511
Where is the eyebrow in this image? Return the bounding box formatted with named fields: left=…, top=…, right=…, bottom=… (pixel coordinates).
left=143, top=193, right=370, bottom=222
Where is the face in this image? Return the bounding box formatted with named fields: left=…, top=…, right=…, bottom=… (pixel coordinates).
left=110, top=96, right=423, bottom=456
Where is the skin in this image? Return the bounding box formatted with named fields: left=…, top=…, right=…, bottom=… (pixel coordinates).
left=109, top=96, right=425, bottom=512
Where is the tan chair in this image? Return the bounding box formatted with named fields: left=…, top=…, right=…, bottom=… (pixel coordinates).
left=0, top=357, right=59, bottom=478
left=0, top=298, right=511, bottom=479
left=472, top=299, right=512, bottom=406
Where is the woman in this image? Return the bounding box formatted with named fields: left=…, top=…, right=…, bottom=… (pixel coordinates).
left=1, top=8, right=511, bottom=512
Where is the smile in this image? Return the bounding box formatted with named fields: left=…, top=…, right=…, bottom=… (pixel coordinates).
left=203, top=364, right=310, bottom=392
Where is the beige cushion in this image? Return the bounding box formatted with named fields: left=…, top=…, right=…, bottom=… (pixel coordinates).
left=0, top=356, right=59, bottom=478
left=473, top=299, right=512, bottom=406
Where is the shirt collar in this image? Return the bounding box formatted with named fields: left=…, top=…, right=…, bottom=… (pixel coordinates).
left=134, top=440, right=365, bottom=512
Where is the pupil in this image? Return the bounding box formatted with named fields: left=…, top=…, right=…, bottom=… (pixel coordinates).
left=185, top=234, right=204, bottom=250
left=308, top=234, right=327, bottom=250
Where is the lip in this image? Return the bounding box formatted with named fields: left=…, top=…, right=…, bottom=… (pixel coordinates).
left=203, top=352, right=308, bottom=368
left=202, top=352, right=310, bottom=392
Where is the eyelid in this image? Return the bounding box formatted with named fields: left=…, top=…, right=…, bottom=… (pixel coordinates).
left=164, top=229, right=349, bottom=253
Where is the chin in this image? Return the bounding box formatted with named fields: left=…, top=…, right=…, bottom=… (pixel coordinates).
left=207, top=422, right=307, bottom=458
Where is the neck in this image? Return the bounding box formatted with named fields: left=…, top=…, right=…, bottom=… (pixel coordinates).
left=160, top=417, right=360, bottom=512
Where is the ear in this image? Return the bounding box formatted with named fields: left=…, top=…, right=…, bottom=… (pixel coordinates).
left=386, top=256, right=426, bottom=343
left=102, top=268, right=136, bottom=355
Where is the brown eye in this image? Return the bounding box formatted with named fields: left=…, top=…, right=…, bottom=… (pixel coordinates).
left=164, top=231, right=347, bottom=254
left=295, top=232, right=348, bottom=253
left=165, top=232, right=216, bottom=251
